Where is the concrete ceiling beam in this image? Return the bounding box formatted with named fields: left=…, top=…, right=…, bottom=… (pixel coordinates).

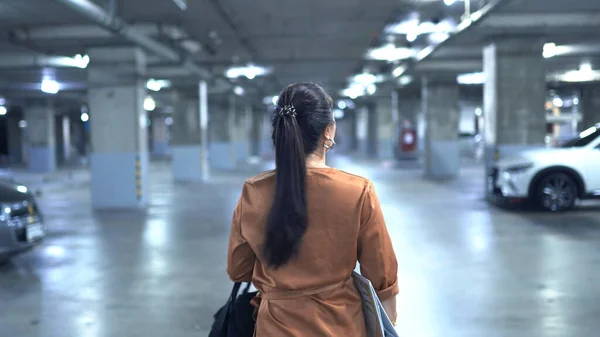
left=480, top=12, right=600, bottom=28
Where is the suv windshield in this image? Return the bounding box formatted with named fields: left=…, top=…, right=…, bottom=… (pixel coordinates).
left=561, top=126, right=600, bottom=148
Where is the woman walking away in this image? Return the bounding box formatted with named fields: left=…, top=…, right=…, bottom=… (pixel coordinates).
left=227, top=82, right=398, bottom=336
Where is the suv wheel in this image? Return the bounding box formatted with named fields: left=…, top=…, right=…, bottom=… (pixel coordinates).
left=535, top=173, right=578, bottom=212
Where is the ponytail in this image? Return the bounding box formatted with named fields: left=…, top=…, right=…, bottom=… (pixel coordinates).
left=263, top=106, right=308, bottom=268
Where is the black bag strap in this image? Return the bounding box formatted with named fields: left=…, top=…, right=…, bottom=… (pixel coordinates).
left=227, top=282, right=253, bottom=315
left=229, top=282, right=242, bottom=303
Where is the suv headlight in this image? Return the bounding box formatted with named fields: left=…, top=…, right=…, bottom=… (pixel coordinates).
left=504, top=163, right=534, bottom=174
left=0, top=203, right=11, bottom=222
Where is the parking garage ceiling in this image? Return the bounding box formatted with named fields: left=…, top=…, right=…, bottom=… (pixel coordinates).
left=1, top=0, right=600, bottom=108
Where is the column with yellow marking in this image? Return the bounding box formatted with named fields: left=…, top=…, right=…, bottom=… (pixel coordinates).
left=88, top=47, right=149, bottom=209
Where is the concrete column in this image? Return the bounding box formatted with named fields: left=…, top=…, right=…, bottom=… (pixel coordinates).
left=171, top=92, right=203, bottom=182
left=151, top=116, right=169, bottom=157
left=7, top=116, right=24, bottom=166
left=356, top=106, right=369, bottom=155
left=422, top=79, right=460, bottom=179
left=580, top=86, right=600, bottom=130
left=483, top=40, right=546, bottom=176
left=25, top=103, right=56, bottom=172
left=250, top=107, right=263, bottom=157
left=375, top=94, right=395, bottom=160
left=209, top=98, right=236, bottom=170
left=333, top=111, right=353, bottom=153
left=259, top=108, right=273, bottom=159
left=62, top=116, right=72, bottom=163
left=87, top=47, right=148, bottom=209
left=232, top=104, right=252, bottom=164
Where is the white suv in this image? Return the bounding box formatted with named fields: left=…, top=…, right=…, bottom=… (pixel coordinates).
left=490, top=124, right=600, bottom=211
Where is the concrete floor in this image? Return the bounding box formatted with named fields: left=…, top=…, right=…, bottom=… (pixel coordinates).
left=2, top=156, right=600, bottom=337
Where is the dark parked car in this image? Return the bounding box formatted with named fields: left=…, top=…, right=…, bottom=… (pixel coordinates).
left=0, top=178, right=45, bottom=263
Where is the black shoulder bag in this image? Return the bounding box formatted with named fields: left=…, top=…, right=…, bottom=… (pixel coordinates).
left=209, top=282, right=257, bottom=337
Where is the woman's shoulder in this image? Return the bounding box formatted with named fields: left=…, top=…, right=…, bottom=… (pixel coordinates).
left=245, top=170, right=276, bottom=186
left=324, top=168, right=373, bottom=190
left=243, top=168, right=372, bottom=190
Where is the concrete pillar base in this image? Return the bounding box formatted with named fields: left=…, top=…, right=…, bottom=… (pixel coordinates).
left=378, top=139, right=394, bottom=160
left=152, top=141, right=170, bottom=157
left=91, top=152, right=148, bottom=209
left=209, top=142, right=237, bottom=170
left=28, top=146, right=56, bottom=173
left=172, top=145, right=204, bottom=182
left=425, top=140, right=460, bottom=179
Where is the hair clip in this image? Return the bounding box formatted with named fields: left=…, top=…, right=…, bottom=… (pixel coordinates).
left=278, top=105, right=297, bottom=117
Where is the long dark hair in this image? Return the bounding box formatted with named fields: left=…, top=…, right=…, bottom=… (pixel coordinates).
left=263, top=82, right=334, bottom=268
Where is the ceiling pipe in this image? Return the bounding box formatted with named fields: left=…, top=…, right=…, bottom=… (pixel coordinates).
left=0, top=54, right=89, bottom=69
left=52, top=0, right=213, bottom=80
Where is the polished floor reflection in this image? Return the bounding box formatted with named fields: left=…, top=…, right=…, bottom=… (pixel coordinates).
left=1, top=157, right=600, bottom=337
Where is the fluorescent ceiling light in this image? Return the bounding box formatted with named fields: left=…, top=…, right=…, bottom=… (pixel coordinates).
left=18, top=120, right=27, bottom=128
left=457, top=72, right=485, bottom=85
left=366, top=44, right=416, bottom=62
left=573, top=97, right=580, bottom=105
left=146, top=79, right=162, bottom=92
left=333, top=109, right=345, bottom=119
left=385, top=18, right=456, bottom=36
left=0, top=106, right=6, bottom=116
left=543, top=43, right=557, bottom=58
left=41, top=79, right=59, bottom=94
left=80, top=112, right=89, bottom=122
left=457, top=18, right=472, bottom=31
left=146, top=79, right=171, bottom=92
left=225, top=64, right=271, bottom=79
left=429, top=32, right=450, bottom=44
left=172, top=0, right=187, bottom=10
left=399, top=75, right=413, bottom=86
left=234, top=86, right=245, bottom=96
left=392, top=65, right=407, bottom=78
left=580, top=61, right=593, bottom=73
left=470, top=10, right=483, bottom=21
left=337, top=99, right=356, bottom=110
left=144, top=96, right=156, bottom=111
left=341, top=83, right=366, bottom=99
left=415, top=45, right=435, bottom=61
left=263, top=95, right=279, bottom=105
left=552, top=97, right=563, bottom=108
left=366, top=84, right=377, bottom=96
left=543, top=43, right=576, bottom=59
left=73, top=54, right=90, bottom=68
left=553, top=62, right=600, bottom=82
left=351, top=72, right=383, bottom=85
